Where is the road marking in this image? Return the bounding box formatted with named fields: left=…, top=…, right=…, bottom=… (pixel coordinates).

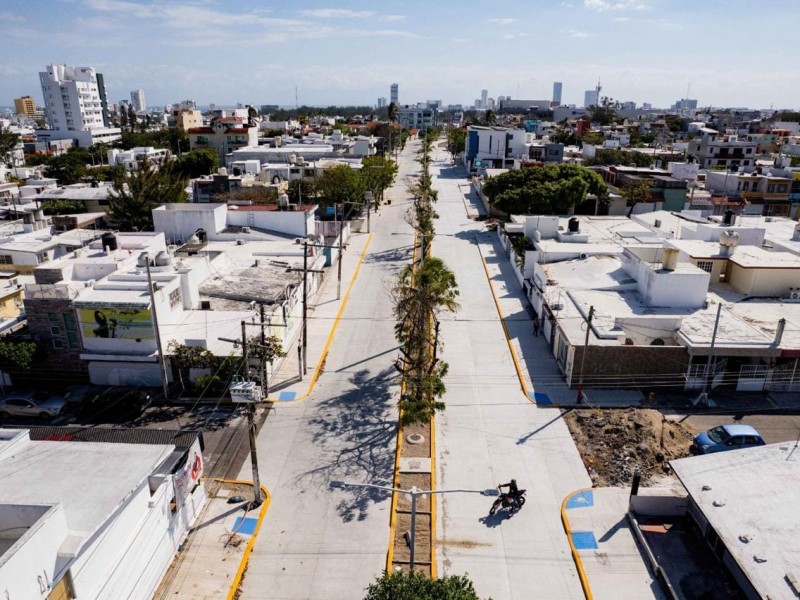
left=561, top=488, right=595, bottom=600
left=221, top=479, right=271, bottom=600
left=266, top=234, right=373, bottom=403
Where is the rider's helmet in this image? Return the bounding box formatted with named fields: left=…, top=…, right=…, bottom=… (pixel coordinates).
left=510, top=479, right=517, bottom=487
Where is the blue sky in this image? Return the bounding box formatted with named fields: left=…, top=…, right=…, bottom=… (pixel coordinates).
left=1, top=0, right=798, bottom=109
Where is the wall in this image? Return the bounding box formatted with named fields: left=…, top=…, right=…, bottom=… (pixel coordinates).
left=152, top=205, right=227, bottom=243
left=636, top=262, right=709, bottom=308
left=87, top=361, right=166, bottom=386
left=729, top=264, right=800, bottom=297
left=629, top=494, right=689, bottom=516
left=689, top=223, right=766, bottom=246
left=570, top=344, right=690, bottom=388
left=523, top=215, right=559, bottom=240
left=226, top=208, right=312, bottom=237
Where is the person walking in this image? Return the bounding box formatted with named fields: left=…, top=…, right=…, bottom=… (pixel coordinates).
left=533, top=318, right=540, bottom=337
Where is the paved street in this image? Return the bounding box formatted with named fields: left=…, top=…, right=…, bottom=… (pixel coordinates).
left=236, top=143, right=420, bottom=599
left=429, top=145, right=594, bottom=599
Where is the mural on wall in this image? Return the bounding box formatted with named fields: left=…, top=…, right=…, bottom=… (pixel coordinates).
left=80, top=307, right=154, bottom=340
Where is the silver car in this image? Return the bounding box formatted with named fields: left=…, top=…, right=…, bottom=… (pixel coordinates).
left=0, top=390, right=67, bottom=419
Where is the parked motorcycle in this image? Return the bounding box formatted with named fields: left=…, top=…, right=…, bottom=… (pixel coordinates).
left=489, top=488, right=527, bottom=515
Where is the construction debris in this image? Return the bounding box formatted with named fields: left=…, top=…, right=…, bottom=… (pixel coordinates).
left=564, top=408, right=695, bottom=487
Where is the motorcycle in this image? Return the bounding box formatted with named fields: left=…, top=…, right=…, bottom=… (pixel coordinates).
left=489, top=488, right=527, bottom=515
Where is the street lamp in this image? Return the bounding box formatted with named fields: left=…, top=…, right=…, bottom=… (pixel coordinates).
left=330, top=480, right=498, bottom=572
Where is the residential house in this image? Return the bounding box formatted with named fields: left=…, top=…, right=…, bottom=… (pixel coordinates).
left=187, top=117, right=258, bottom=162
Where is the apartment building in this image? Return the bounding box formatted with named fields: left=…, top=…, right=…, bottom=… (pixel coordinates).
left=13, top=95, right=36, bottom=116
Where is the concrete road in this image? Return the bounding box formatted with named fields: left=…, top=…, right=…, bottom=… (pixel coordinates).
left=237, top=143, right=420, bottom=599
left=429, top=145, right=594, bottom=599
left=678, top=412, right=800, bottom=444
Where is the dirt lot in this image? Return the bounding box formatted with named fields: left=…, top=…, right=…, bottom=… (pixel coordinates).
left=564, top=408, right=697, bottom=487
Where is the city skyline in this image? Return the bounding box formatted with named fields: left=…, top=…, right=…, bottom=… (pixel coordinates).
left=1, top=0, right=799, bottom=110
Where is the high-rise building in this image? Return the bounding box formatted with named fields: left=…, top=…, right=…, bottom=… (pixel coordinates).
left=552, top=82, right=563, bottom=107
left=378, top=97, right=387, bottom=109
left=584, top=89, right=599, bottom=108
left=130, top=89, right=146, bottom=112
left=390, top=83, right=399, bottom=105
left=13, top=95, right=36, bottom=116
left=38, top=64, right=121, bottom=146
left=96, top=73, right=111, bottom=127
left=481, top=89, right=488, bottom=109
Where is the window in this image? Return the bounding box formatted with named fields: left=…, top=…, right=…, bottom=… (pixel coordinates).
left=63, top=313, right=75, bottom=330
left=696, top=260, right=714, bottom=273
left=746, top=148, right=752, bottom=154
left=52, top=339, right=65, bottom=349
left=67, top=331, right=79, bottom=349
left=50, top=325, right=61, bottom=336
left=767, top=184, right=776, bottom=193
left=49, top=313, right=60, bottom=322
left=169, top=288, right=181, bottom=308
left=0, top=255, right=12, bottom=265
left=650, top=338, right=666, bottom=346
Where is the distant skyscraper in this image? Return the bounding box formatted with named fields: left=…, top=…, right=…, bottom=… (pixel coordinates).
left=13, top=95, right=36, bottom=116
left=378, top=97, right=387, bottom=109
left=584, top=89, right=599, bottom=108
left=390, top=83, right=399, bottom=105
left=481, top=89, right=488, bottom=109
left=552, top=82, right=563, bottom=106
left=130, top=89, right=146, bottom=112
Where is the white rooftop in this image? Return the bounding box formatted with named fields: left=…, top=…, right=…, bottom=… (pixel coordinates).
left=671, top=443, right=800, bottom=600
left=0, top=430, right=173, bottom=558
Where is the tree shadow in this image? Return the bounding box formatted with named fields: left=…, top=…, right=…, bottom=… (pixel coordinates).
left=298, top=365, right=398, bottom=522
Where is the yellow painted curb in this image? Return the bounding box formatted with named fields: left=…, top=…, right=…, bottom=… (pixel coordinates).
left=560, top=488, right=594, bottom=600
left=478, top=251, right=534, bottom=403
left=429, top=413, right=437, bottom=578
left=266, top=234, right=373, bottom=404
left=217, top=478, right=271, bottom=600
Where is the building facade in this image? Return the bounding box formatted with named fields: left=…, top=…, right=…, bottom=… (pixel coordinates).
left=187, top=117, right=259, bottom=162
left=552, top=82, right=562, bottom=106
left=390, top=83, right=399, bottom=105
left=130, top=89, right=146, bottom=112
left=13, top=96, right=36, bottom=116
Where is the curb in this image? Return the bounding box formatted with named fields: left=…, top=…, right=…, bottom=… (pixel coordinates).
left=217, top=478, right=271, bottom=600
left=560, top=488, right=594, bottom=600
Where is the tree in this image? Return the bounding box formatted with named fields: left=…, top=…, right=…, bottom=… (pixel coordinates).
left=0, top=127, right=20, bottom=167
left=41, top=199, right=87, bottom=215
left=589, top=96, right=621, bottom=126
left=552, top=128, right=579, bottom=146
left=44, top=154, right=89, bottom=185
left=287, top=178, right=316, bottom=204
left=127, top=105, right=137, bottom=132
left=446, top=128, right=466, bottom=159
left=484, top=109, right=497, bottom=126
left=388, top=102, right=398, bottom=123
left=168, top=341, right=215, bottom=392
left=482, top=164, right=609, bottom=215
left=315, top=164, right=365, bottom=215
left=0, top=341, right=40, bottom=372
left=664, top=114, right=685, bottom=133
left=173, top=148, right=219, bottom=179
left=583, top=148, right=653, bottom=168
left=246, top=334, right=285, bottom=397
left=107, top=159, right=188, bottom=231
left=215, top=186, right=278, bottom=205
left=622, top=178, right=653, bottom=217
left=361, top=155, right=398, bottom=206
left=364, top=570, right=485, bottom=600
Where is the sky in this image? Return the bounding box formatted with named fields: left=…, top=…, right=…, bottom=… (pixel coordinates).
left=1, top=0, right=799, bottom=110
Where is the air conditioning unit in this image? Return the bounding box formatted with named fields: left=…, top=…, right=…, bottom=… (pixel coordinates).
left=791, top=291, right=800, bottom=300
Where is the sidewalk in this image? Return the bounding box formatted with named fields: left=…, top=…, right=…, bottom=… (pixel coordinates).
left=562, top=487, right=667, bottom=600
left=153, top=480, right=269, bottom=600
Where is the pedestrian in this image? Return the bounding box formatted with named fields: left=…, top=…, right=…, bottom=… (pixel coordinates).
left=533, top=319, right=540, bottom=337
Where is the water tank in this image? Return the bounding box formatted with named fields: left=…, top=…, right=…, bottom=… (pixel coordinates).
left=137, top=252, right=150, bottom=268
left=101, top=232, right=118, bottom=251
left=568, top=217, right=580, bottom=233
left=723, top=209, right=734, bottom=226
left=196, top=228, right=207, bottom=243
left=218, top=167, right=228, bottom=176
left=155, top=250, right=171, bottom=266
left=533, top=230, right=542, bottom=242
left=288, top=154, right=297, bottom=164
left=662, top=247, right=679, bottom=271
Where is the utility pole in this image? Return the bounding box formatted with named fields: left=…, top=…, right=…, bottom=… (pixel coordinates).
left=576, top=305, right=594, bottom=404
left=337, top=205, right=343, bottom=300
left=241, top=320, right=263, bottom=506
left=302, top=240, right=308, bottom=375
left=701, top=303, right=723, bottom=405
left=145, top=260, right=170, bottom=401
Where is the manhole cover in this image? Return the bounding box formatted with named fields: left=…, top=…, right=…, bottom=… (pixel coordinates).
left=406, top=433, right=425, bottom=445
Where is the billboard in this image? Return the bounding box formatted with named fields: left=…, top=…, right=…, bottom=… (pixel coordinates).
left=80, top=307, right=154, bottom=340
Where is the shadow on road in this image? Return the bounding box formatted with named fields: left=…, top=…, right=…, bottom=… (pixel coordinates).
left=517, top=409, right=572, bottom=445
left=301, top=366, right=398, bottom=522
left=478, top=511, right=515, bottom=528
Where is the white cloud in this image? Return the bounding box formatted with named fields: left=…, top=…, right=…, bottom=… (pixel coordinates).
left=614, top=16, right=632, bottom=22
left=502, top=33, right=528, bottom=39
left=584, top=0, right=648, bottom=11
left=488, top=18, right=516, bottom=24
left=300, top=8, right=374, bottom=19
left=565, top=28, right=592, bottom=38
left=0, top=11, right=25, bottom=22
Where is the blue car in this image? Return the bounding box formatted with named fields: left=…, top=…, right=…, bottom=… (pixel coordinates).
left=692, top=424, right=765, bottom=455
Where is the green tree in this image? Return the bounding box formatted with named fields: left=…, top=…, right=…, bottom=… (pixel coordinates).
left=589, top=96, right=621, bottom=126
left=361, top=155, right=398, bottom=206
left=622, top=178, right=653, bottom=217
left=364, top=570, right=485, bottom=600
left=173, top=148, right=219, bottom=179
left=127, top=105, right=137, bottom=132
left=246, top=334, right=285, bottom=397
left=482, top=163, right=609, bottom=215
left=388, top=102, right=398, bottom=123
left=107, top=159, right=188, bottom=231
left=44, top=154, right=89, bottom=185
left=552, top=128, right=579, bottom=146
left=583, top=148, right=653, bottom=168
left=446, top=128, right=466, bottom=159
left=168, top=341, right=215, bottom=392
left=0, top=127, right=20, bottom=167
left=484, top=109, right=496, bottom=126
left=315, top=164, right=366, bottom=214
left=41, top=199, right=87, bottom=215
left=664, top=115, right=685, bottom=133
left=287, top=178, right=316, bottom=204
left=0, top=341, right=40, bottom=372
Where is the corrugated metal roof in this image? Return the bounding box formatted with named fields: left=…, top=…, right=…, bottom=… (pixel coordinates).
left=13, top=426, right=203, bottom=450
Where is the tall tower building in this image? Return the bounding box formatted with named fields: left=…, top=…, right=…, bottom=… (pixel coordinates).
left=14, top=95, right=36, bottom=116
left=552, top=82, right=563, bottom=106
left=377, top=97, right=387, bottom=109
left=130, top=89, right=146, bottom=112
left=481, top=89, right=488, bottom=109
left=390, top=83, right=399, bottom=105
left=39, top=64, right=106, bottom=131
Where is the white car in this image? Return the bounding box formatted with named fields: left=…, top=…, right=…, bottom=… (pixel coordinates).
left=0, top=390, right=68, bottom=419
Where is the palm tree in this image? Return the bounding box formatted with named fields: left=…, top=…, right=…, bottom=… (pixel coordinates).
left=388, top=102, right=398, bottom=123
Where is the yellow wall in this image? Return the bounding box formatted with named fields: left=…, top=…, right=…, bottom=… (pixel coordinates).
left=14, top=96, right=36, bottom=116
left=729, top=264, right=800, bottom=296
left=0, top=288, right=24, bottom=319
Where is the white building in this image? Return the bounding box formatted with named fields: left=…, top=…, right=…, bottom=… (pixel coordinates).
left=480, top=89, right=488, bottom=109
left=38, top=64, right=121, bottom=147
left=0, top=427, right=205, bottom=600
left=130, top=89, right=146, bottom=112
left=108, top=146, right=169, bottom=171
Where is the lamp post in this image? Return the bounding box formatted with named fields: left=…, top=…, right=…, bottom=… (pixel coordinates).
left=330, top=480, right=498, bottom=572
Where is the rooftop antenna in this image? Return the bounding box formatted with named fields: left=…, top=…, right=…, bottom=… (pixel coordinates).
left=596, top=79, right=602, bottom=95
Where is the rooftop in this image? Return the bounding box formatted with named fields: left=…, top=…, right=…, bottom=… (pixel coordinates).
left=671, top=443, right=800, bottom=600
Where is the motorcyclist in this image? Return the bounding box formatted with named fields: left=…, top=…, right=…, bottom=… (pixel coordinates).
left=498, top=479, right=519, bottom=504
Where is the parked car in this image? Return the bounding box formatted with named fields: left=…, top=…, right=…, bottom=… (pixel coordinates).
left=0, top=390, right=68, bottom=419
left=77, top=388, right=152, bottom=423
left=692, top=424, right=766, bottom=455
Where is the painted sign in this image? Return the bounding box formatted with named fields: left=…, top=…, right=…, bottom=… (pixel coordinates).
left=174, top=440, right=204, bottom=504
left=80, top=307, right=154, bottom=339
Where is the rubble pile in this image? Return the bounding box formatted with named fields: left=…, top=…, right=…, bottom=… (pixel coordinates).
left=564, top=408, right=695, bottom=487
